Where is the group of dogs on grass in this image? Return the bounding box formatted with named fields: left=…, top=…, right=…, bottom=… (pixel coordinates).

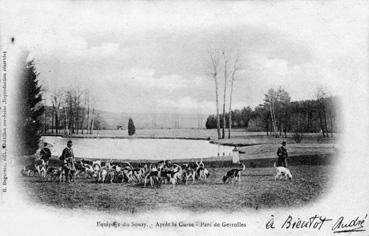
left=21, top=159, right=292, bottom=187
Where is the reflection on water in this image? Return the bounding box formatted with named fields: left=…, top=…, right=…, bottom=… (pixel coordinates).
left=42, top=136, right=233, bottom=160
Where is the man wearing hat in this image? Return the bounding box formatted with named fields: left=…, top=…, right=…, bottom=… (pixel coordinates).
left=60, top=140, right=76, bottom=182
left=277, top=141, right=288, bottom=167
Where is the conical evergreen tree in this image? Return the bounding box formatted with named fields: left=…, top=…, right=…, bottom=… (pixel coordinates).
left=128, top=117, right=135, bottom=136
left=17, top=60, right=44, bottom=155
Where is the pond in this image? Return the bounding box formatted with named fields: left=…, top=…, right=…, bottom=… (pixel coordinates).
left=41, top=136, right=234, bottom=160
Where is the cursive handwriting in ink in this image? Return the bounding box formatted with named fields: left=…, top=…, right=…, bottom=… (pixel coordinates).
left=265, top=215, right=275, bottom=229
left=331, top=214, right=367, bottom=233
left=281, top=215, right=332, bottom=230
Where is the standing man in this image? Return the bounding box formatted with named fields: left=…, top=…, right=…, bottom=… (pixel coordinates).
left=40, top=142, right=51, bottom=169
left=60, top=140, right=76, bottom=182
left=277, top=141, right=288, bottom=167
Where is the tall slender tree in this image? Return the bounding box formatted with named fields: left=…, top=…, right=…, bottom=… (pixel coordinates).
left=221, top=50, right=229, bottom=139
left=17, top=60, right=44, bottom=155
left=264, top=88, right=278, bottom=137
left=228, top=53, right=241, bottom=139
left=50, top=89, right=63, bottom=134
left=315, top=87, right=329, bottom=137
left=264, top=87, right=291, bottom=138
left=208, top=49, right=221, bottom=139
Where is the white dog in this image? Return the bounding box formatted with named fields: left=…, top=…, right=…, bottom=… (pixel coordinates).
left=274, top=162, right=292, bottom=180
left=198, top=168, right=209, bottom=181
left=31, top=159, right=47, bottom=178
left=98, top=168, right=108, bottom=183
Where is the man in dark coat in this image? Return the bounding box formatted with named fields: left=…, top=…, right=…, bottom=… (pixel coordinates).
left=40, top=142, right=51, bottom=169
left=60, top=140, right=76, bottom=182
left=277, top=141, right=288, bottom=167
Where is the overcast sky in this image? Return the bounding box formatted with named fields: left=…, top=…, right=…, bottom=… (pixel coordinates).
left=3, top=0, right=368, bottom=114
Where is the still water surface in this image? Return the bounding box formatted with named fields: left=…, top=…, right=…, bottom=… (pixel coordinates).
left=42, top=136, right=233, bottom=160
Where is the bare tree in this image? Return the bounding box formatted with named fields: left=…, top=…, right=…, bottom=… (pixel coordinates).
left=266, top=90, right=278, bottom=137
left=90, top=106, right=95, bottom=134
left=315, top=87, right=329, bottom=137
left=78, top=90, right=87, bottom=134
left=73, top=87, right=83, bottom=134
left=47, top=87, right=100, bottom=136
left=65, top=90, right=73, bottom=135
left=221, top=50, right=229, bottom=139
left=264, top=88, right=280, bottom=137
left=326, top=96, right=336, bottom=137
left=228, top=53, right=241, bottom=139
left=83, top=90, right=91, bottom=134
left=50, top=89, right=64, bottom=134
left=208, top=49, right=222, bottom=139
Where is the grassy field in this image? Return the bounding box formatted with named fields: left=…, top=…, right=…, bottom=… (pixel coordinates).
left=20, top=130, right=337, bottom=212
left=19, top=165, right=331, bottom=212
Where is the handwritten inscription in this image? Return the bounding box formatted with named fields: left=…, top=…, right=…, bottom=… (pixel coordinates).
left=331, top=215, right=368, bottom=233
left=281, top=215, right=332, bottom=230
left=266, top=214, right=367, bottom=234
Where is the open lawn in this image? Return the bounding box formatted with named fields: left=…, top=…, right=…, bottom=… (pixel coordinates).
left=19, top=165, right=331, bottom=212
left=21, top=130, right=337, bottom=212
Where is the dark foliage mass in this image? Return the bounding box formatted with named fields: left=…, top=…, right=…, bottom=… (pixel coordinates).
left=206, top=88, right=340, bottom=138
left=16, top=60, right=44, bottom=155
left=128, top=117, right=136, bottom=136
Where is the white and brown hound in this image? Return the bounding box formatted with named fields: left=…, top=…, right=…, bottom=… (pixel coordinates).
left=222, top=163, right=245, bottom=184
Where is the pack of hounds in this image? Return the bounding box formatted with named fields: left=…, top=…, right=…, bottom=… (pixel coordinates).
left=21, top=159, right=292, bottom=187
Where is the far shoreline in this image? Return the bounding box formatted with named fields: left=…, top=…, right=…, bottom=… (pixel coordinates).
left=42, top=134, right=269, bottom=148
left=43, top=134, right=212, bottom=141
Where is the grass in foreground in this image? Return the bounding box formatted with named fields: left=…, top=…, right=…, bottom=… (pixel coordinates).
left=19, top=165, right=331, bottom=212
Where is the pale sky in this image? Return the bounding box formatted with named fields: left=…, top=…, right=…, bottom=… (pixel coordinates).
left=2, top=0, right=368, bottom=114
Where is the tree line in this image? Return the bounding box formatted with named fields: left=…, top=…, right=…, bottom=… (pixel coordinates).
left=44, top=88, right=105, bottom=135
left=205, top=87, right=339, bottom=138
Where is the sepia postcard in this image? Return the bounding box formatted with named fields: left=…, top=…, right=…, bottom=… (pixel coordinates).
left=0, top=0, right=368, bottom=235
